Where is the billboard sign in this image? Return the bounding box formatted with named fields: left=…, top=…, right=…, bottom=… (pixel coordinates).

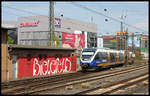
left=55, top=18, right=61, bottom=28
left=134, top=36, right=140, bottom=47
left=103, top=36, right=115, bottom=39
left=20, top=20, right=39, bottom=28
left=128, top=37, right=132, bottom=46
left=62, top=32, right=76, bottom=48
left=62, top=32, right=85, bottom=49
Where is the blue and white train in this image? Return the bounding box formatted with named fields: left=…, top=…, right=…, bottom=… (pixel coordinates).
left=80, top=48, right=134, bottom=71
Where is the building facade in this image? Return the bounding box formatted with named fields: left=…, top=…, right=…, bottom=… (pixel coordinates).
left=140, top=35, right=149, bottom=52
left=16, top=16, right=97, bottom=49
left=103, top=35, right=117, bottom=49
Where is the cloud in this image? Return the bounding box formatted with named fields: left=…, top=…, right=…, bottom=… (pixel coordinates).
left=134, top=21, right=148, bottom=31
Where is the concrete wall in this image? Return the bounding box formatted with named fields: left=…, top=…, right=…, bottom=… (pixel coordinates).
left=1, top=29, right=7, bottom=82
left=1, top=29, right=13, bottom=82
left=5, top=45, right=77, bottom=81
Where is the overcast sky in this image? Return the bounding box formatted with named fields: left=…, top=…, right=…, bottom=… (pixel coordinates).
left=2, top=1, right=148, bottom=35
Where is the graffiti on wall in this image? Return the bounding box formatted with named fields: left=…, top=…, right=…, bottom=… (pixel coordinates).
left=62, top=32, right=85, bottom=49
left=18, top=56, right=76, bottom=78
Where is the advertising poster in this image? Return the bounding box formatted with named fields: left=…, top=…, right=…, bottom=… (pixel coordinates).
left=128, top=36, right=132, bottom=46
left=76, top=34, right=85, bottom=49
left=134, top=36, right=140, bottom=47
left=62, top=32, right=85, bottom=49
left=62, top=32, right=76, bottom=48
left=55, top=18, right=61, bottom=28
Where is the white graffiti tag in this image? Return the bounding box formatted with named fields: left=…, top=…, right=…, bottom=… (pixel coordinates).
left=33, top=57, right=72, bottom=76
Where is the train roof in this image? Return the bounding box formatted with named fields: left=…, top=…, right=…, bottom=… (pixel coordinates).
left=82, top=48, right=126, bottom=54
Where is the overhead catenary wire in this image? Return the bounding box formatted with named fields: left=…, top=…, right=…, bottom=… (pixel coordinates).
left=2, top=4, right=148, bottom=34
left=2, top=5, right=44, bottom=16
left=2, top=5, right=97, bottom=30
left=70, top=2, right=148, bottom=33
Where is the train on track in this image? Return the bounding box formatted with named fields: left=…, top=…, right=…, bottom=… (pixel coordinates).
left=80, top=48, right=135, bottom=71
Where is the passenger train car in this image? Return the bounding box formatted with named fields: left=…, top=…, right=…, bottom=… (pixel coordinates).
left=80, top=48, right=134, bottom=71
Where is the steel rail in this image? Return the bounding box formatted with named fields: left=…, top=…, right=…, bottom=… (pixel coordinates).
left=76, top=73, right=148, bottom=95
left=2, top=64, right=148, bottom=95
left=28, top=65, right=148, bottom=95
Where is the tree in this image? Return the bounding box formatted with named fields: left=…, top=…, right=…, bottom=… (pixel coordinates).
left=48, top=33, right=60, bottom=47
left=8, top=33, right=14, bottom=44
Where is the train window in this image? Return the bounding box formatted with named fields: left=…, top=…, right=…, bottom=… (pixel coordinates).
left=113, top=53, right=116, bottom=61
left=94, top=52, right=108, bottom=60
left=119, top=53, right=124, bottom=61
left=110, top=53, right=116, bottom=62
left=101, top=52, right=108, bottom=60
left=94, top=53, right=99, bottom=60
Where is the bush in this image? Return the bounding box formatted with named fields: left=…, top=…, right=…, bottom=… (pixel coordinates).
left=135, top=55, right=144, bottom=61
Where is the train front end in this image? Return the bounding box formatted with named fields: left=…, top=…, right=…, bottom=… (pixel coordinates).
left=80, top=48, right=96, bottom=71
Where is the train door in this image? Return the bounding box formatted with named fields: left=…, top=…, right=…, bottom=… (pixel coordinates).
left=110, top=53, right=115, bottom=63
left=116, top=53, right=119, bottom=62
left=108, top=52, right=110, bottom=63
left=101, top=52, right=108, bottom=63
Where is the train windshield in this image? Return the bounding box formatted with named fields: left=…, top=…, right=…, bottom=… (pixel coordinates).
left=81, top=48, right=96, bottom=61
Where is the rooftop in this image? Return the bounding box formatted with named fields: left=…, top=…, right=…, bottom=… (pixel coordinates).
left=8, top=44, right=76, bottom=51
left=2, top=23, right=17, bottom=29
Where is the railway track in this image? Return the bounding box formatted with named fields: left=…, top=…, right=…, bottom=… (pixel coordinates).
left=2, top=61, right=145, bottom=89
left=76, top=73, right=148, bottom=95
left=2, top=71, right=91, bottom=89
left=2, top=71, right=91, bottom=92
left=2, top=63, right=148, bottom=95
left=34, top=65, right=148, bottom=95
left=16, top=64, right=149, bottom=94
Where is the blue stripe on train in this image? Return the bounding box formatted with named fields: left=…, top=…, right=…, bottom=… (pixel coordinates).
left=90, top=59, right=108, bottom=67
left=80, top=59, right=109, bottom=67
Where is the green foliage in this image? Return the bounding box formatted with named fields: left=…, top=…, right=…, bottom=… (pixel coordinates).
left=8, top=33, right=14, bottom=44
left=48, top=33, right=60, bottom=47
left=134, top=54, right=143, bottom=61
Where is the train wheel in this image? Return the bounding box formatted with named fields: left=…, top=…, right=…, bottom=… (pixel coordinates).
left=81, top=68, right=87, bottom=72
left=95, top=67, right=101, bottom=71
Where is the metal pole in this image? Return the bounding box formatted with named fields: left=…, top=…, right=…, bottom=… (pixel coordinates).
left=49, top=1, right=54, bottom=47
left=48, top=2, right=51, bottom=47
left=140, top=34, right=141, bottom=54
left=125, top=28, right=128, bottom=64
left=120, top=13, right=124, bottom=50
left=132, top=33, right=134, bottom=54
left=6, top=33, right=8, bottom=81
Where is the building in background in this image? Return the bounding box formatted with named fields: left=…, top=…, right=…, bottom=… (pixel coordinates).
left=3, top=16, right=98, bottom=49
left=140, top=35, right=149, bottom=52
left=97, top=35, right=103, bottom=48
left=102, top=35, right=117, bottom=49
